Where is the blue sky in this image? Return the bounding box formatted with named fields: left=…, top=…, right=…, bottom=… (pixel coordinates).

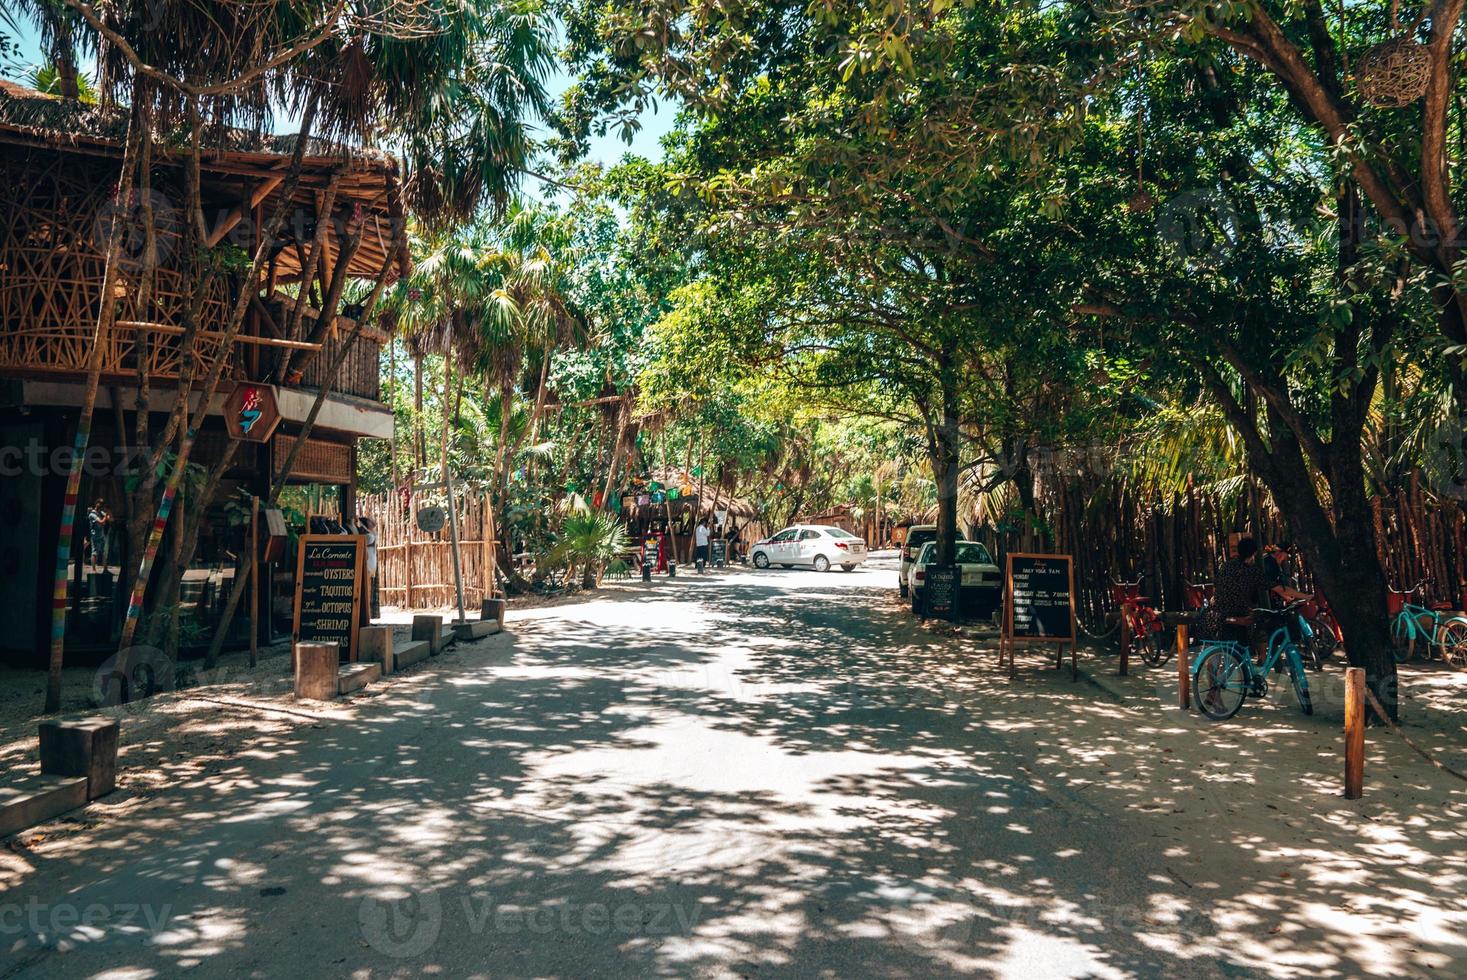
left=0, top=17, right=674, bottom=170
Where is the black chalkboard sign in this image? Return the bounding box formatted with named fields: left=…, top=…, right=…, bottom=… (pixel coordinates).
left=1006, top=554, right=1076, bottom=640
left=294, top=534, right=366, bottom=662
left=711, top=539, right=728, bottom=567
left=642, top=535, right=661, bottom=568
left=1001, top=552, right=1078, bottom=679
left=924, top=564, right=959, bottom=620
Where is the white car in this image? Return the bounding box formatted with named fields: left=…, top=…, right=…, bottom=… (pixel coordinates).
left=752, top=524, right=869, bottom=572
left=897, top=524, right=938, bottom=598
left=906, top=540, right=1001, bottom=617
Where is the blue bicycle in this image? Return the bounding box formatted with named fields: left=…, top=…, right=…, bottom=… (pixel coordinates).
left=1192, top=601, right=1314, bottom=721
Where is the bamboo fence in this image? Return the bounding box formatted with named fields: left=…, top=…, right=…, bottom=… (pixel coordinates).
left=360, top=490, right=497, bottom=611
left=971, top=472, right=1467, bottom=627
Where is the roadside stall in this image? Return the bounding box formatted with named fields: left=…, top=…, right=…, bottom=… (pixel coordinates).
left=616, top=469, right=758, bottom=565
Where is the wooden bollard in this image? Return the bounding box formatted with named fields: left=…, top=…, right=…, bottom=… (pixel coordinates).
left=295, top=642, right=340, bottom=701
left=1344, top=667, right=1365, bottom=799
left=1118, top=613, right=1130, bottom=676
left=1176, top=624, right=1189, bottom=710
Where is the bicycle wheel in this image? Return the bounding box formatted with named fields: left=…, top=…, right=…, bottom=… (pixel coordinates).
left=1307, top=617, right=1337, bottom=670
left=1439, top=618, right=1467, bottom=669
left=1284, top=647, right=1314, bottom=716
left=1392, top=614, right=1415, bottom=663
left=1139, top=626, right=1170, bottom=667
left=1193, top=646, right=1249, bottom=721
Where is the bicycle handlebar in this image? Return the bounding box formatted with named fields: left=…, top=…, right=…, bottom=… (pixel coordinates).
left=1253, top=599, right=1310, bottom=616
left=1390, top=580, right=1427, bottom=596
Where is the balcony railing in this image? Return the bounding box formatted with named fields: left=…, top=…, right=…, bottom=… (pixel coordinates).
left=0, top=320, right=384, bottom=404
left=301, top=328, right=381, bottom=403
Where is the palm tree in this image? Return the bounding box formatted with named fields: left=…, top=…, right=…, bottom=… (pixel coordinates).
left=546, top=510, right=629, bottom=588
left=3, top=1, right=86, bottom=100
left=385, top=202, right=590, bottom=588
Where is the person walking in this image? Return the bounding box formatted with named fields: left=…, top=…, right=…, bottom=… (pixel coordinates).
left=86, top=499, right=110, bottom=571
left=694, top=518, right=711, bottom=573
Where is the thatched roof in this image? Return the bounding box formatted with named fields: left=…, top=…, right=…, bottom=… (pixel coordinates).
left=0, top=81, right=405, bottom=281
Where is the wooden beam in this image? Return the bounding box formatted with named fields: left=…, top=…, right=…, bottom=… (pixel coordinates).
left=114, top=320, right=322, bottom=351
left=205, top=175, right=284, bottom=247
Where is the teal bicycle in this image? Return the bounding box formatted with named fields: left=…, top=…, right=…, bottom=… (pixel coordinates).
left=1192, top=601, right=1314, bottom=721
left=1389, top=582, right=1467, bottom=667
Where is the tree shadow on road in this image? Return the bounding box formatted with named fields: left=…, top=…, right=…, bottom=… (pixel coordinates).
left=3, top=572, right=1464, bottom=978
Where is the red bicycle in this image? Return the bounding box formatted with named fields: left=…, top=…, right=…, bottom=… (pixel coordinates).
left=1183, top=580, right=1214, bottom=613
left=1113, top=578, right=1167, bottom=666
left=1298, top=591, right=1341, bottom=670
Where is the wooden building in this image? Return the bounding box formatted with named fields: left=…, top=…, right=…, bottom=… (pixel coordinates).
left=0, top=82, right=402, bottom=664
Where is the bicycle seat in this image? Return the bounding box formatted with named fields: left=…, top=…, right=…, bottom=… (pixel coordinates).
left=1224, top=615, right=1253, bottom=626
left=1431, top=601, right=1455, bottom=611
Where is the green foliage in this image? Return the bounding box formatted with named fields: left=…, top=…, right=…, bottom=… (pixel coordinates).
left=545, top=509, right=629, bottom=586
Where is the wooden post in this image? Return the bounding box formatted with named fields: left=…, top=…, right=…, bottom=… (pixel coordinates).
left=1176, top=624, right=1189, bottom=710
left=405, top=511, right=416, bottom=610
left=480, top=491, right=491, bottom=603
left=249, top=495, right=259, bottom=667
left=1344, top=667, right=1365, bottom=799
left=1118, top=610, right=1131, bottom=676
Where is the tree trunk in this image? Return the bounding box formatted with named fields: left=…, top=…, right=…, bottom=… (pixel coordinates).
left=388, top=335, right=399, bottom=488
left=52, top=21, right=80, bottom=101
left=414, top=354, right=426, bottom=468
left=1319, top=497, right=1398, bottom=721
left=932, top=365, right=962, bottom=566
left=44, top=95, right=141, bottom=714
left=115, top=97, right=320, bottom=655
left=601, top=397, right=631, bottom=511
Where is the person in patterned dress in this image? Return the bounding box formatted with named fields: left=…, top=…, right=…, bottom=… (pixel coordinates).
left=1199, top=537, right=1267, bottom=642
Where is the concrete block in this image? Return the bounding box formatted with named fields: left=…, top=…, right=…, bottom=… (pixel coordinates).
left=337, top=663, right=380, bottom=695
left=0, top=775, right=89, bottom=838
left=359, top=626, right=395, bottom=676
left=38, top=717, right=119, bottom=800
left=481, top=597, right=507, bottom=627
left=294, top=642, right=339, bottom=701
left=393, top=641, right=431, bottom=669
left=412, top=615, right=445, bottom=654
left=452, top=619, right=501, bottom=641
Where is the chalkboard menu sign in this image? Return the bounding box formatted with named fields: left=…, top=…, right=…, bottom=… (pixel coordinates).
left=924, top=564, right=959, bottom=620
left=1001, top=552, right=1078, bottom=679
left=711, top=539, right=728, bottom=567
left=293, top=534, right=366, bottom=662
left=1008, top=555, right=1075, bottom=639
left=642, top=535, right=661, bottom=569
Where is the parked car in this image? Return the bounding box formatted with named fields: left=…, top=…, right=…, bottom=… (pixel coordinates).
left=751, top=524, right=869, bottom=572
left=906, top=540, right=1001, bottom=617
left=898, top=524, right=939, bottom=598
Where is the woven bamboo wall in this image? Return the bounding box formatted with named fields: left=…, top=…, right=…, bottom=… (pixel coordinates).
left=360, top=490, right=496, bottom=611
left=0, top=147, right=232, bottom=379
left=0, top=145, right=386, bottom=405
